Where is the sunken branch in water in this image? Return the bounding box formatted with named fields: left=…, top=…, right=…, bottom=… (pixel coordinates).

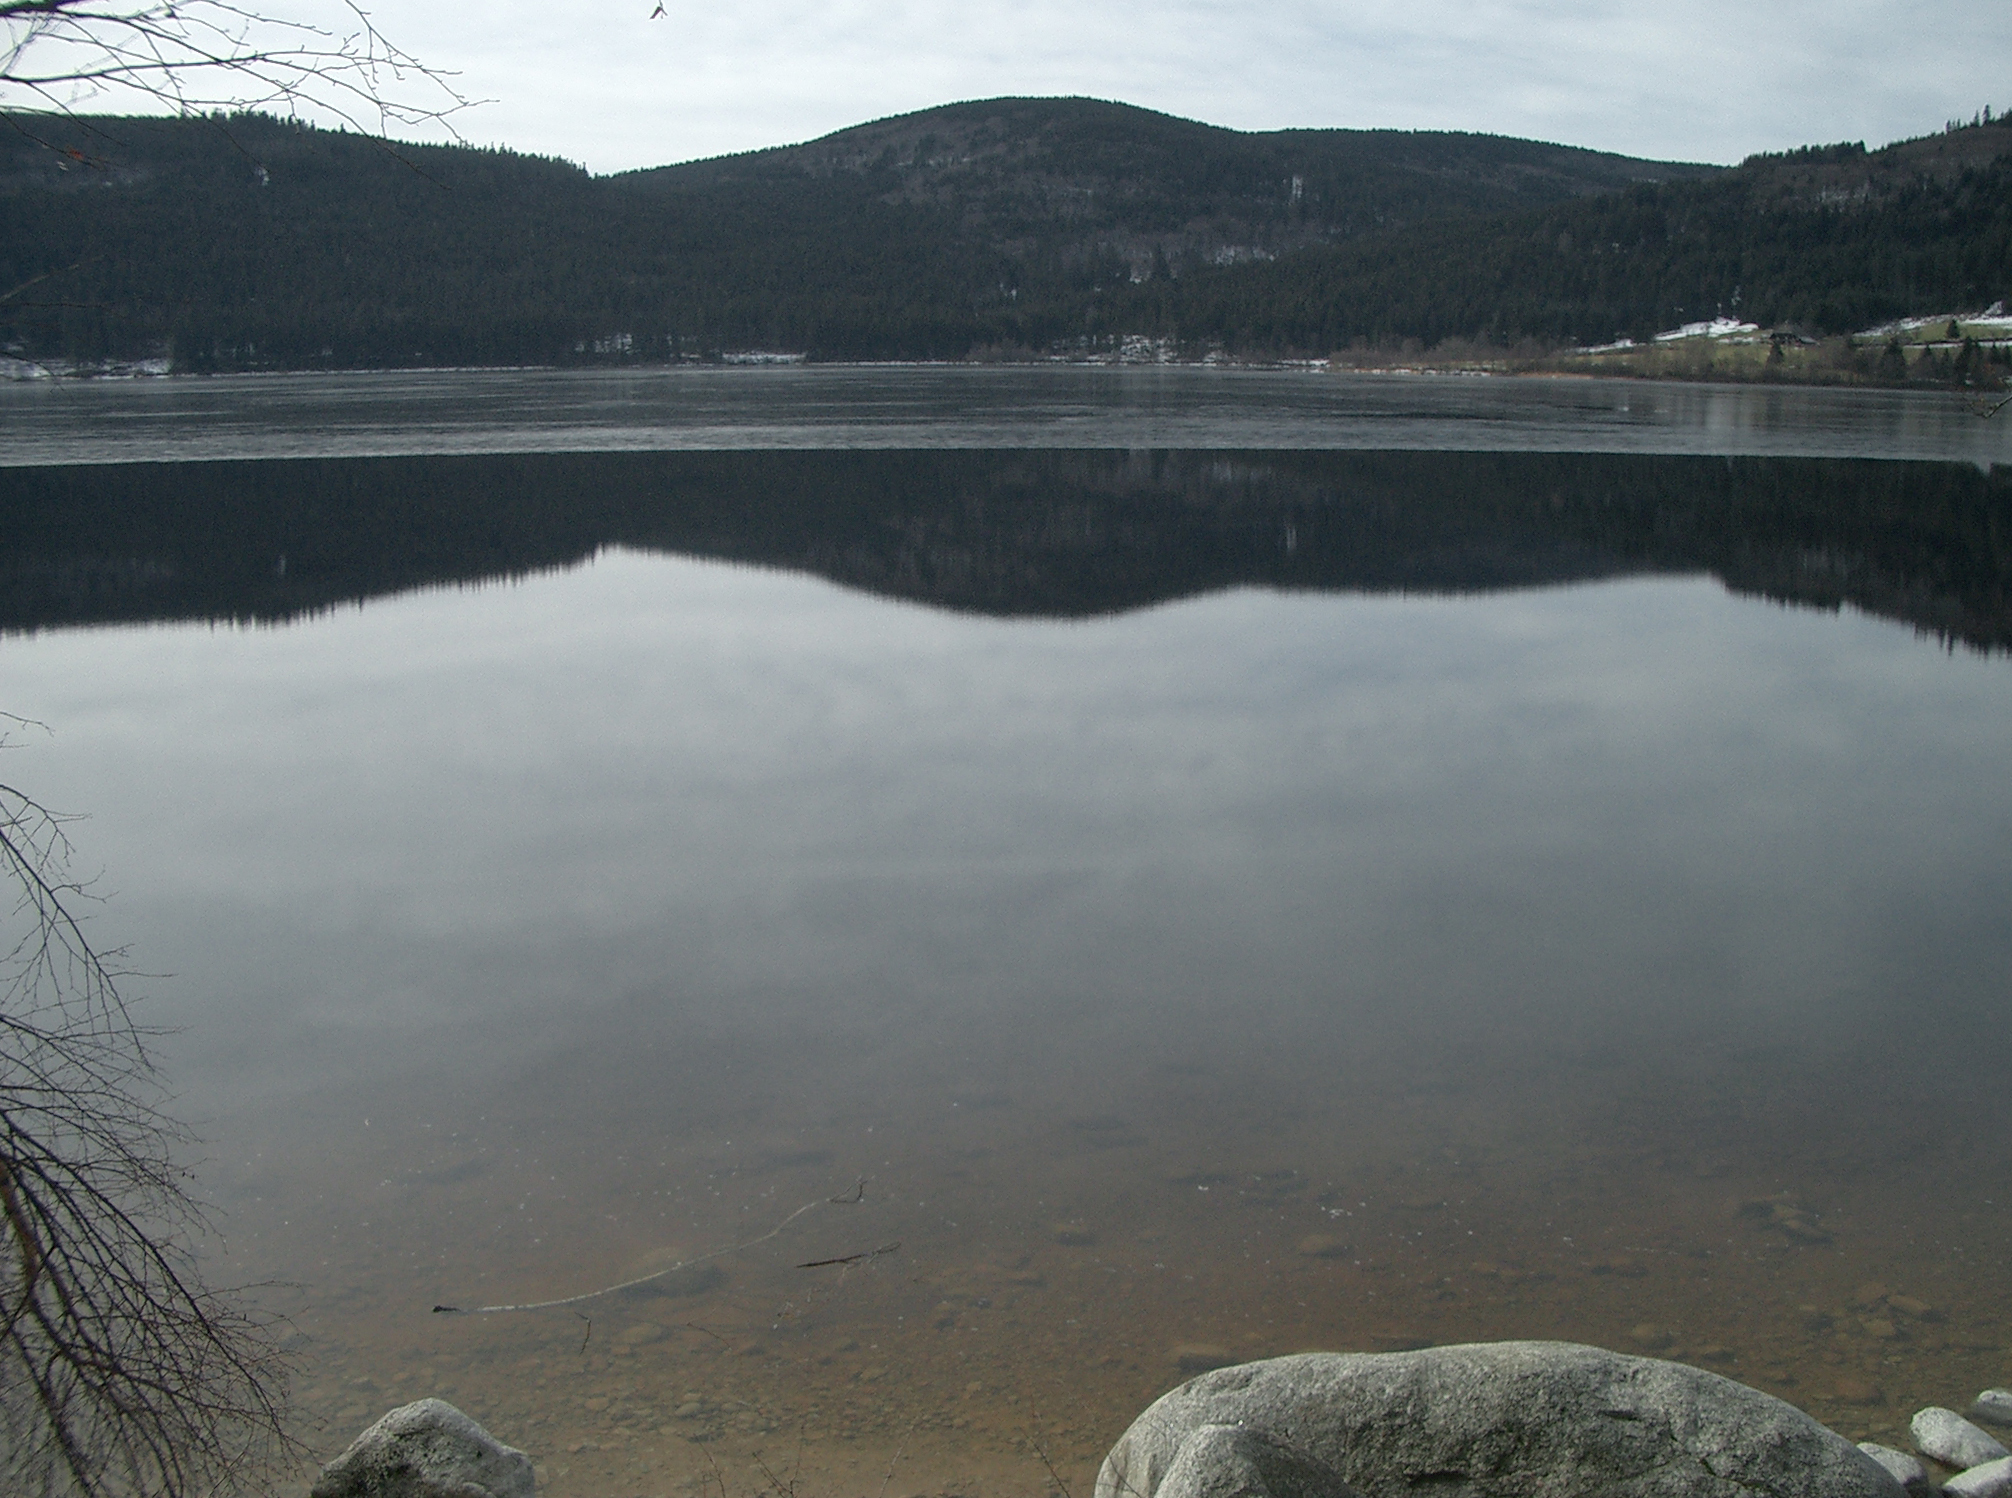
left=432, top=1177, right=877, bottom=1317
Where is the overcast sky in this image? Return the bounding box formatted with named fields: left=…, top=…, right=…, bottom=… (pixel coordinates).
left=25, top=1, right=2012, bottom=174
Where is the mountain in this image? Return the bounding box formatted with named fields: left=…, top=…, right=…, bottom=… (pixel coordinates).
left=1145, top=118, right=2012, bottom=348
left=4, top=450, right=2008, bottom=653
left=0, top=100, right=1712, bottom=368
left=616, top=97, right=1718, bottom=281
left=1, top=99, right=2006, bottom=368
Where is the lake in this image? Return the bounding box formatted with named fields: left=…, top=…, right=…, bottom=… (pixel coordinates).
left=3, top=369, right=2010, bottom=1498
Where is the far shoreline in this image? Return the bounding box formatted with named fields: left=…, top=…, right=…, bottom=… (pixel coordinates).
left=3, top=354, right=2002, bottom=403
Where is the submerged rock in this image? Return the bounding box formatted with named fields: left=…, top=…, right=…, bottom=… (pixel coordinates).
left=1172, top=1343, right=1239, bottom=1375
left=1976, top=1390, right=2012, bottom=1429
left=1913, top=1407, right=2009, bottom=1470
left=1858, top=1442, right=1932, bottom=1495
left=312, top=1398, right=534, bottom=1498
left=1096, top=1343, right=1899, bottom=1498
left=1738, top=1198, right=1833, bottom=1244
left=1945, top=1457, right=2012, bottom=1498
left=1628, top=1321, right=1676, bottom=1350
left=1294, top=1234, right=1351, bottom=1259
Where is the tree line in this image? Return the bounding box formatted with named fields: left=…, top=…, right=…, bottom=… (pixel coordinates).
left=1, top=109, right=2008, bottom=368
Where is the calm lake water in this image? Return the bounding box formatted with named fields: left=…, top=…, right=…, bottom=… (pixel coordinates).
left=6, top=364, right=2012, bottom=465
left=3, top=371, right=2011, bottom=1498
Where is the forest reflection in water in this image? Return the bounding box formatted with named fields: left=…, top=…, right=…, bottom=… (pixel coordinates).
left=4, top=447, right=2012, bottom=649
left=2, top=448, right=2011, bottom=1497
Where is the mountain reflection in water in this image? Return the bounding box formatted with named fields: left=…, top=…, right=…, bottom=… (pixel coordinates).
left=3, top=448, right=2009, bottom=650
left=3, top=448, right=2011, bottom=1498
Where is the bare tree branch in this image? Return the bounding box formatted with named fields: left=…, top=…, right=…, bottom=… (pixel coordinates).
left=2, top=1, right=472, bottom=137
left=2, top=722, right=295, bottom=1497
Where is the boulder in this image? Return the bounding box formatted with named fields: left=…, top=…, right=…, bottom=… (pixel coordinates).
left=1095, top=1343, right=1901, bottom=1498
left=312, top=1398, right=534, bottom=1498
left=1913, top=1407, right=2009, bottom=1470
left=1857, top=1442, right=1932, bottom=1495
left=1945, top=1457, right=2012, bottom=1498
left=1975, top=1391, right=2012, bottom=1430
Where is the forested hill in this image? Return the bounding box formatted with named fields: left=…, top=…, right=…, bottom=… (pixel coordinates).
left=1143, top=118, right=2012, bottom=347
left=1, top=100, right=2007, bottom=368
left=618, top=97, right=1718, bottom=276
left=1, top=101, right=1713, bottom=368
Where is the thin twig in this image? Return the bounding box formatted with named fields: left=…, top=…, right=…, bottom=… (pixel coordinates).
left=698, top=1441, right=730, bottom=1498
left=796, top=1241, right=901, bottom=1270
left=1028, top=1429, right=1076, bottom=1498
left=876, top=1415, right=924, bottom=1498
left=751, top=1447, right=796, bottom=1498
